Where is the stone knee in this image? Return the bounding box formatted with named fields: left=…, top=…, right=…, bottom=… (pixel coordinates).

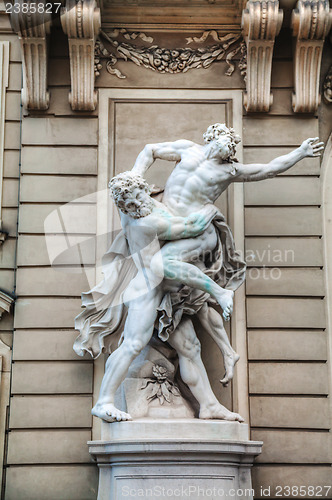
left=121, top=337, right=146, bottom=359
left=151, top=252, right=179, bottom=280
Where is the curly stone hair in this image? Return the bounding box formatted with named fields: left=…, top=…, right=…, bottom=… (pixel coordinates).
left=203, top=123, right=241, bottom=161
left=109, top=171, right=151, bottom=215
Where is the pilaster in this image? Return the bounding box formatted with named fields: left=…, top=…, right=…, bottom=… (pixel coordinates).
left=0, top=42, right=9, bottom=245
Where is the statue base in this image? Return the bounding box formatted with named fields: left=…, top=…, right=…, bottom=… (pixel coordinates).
left=89, top=420, right=263, bottom=500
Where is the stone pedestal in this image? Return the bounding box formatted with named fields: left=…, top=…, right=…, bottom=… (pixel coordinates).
left=89, top=420, right=263, bottom=500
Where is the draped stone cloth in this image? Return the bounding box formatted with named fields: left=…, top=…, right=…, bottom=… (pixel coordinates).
left=74, top=212, right=246, bottom=358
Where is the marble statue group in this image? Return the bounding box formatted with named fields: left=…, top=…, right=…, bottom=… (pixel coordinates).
left=74, top=123, right=324, bottom=423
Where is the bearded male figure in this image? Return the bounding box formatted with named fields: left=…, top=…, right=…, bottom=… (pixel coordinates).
left=75, top=123, right=323, bottom=423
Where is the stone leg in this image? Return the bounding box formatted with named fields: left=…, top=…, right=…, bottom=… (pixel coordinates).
left=197, top=303, right=240, bottom=386
left=168, top=317, right=243, bottom=422
left=92, top=283, right=163, bottom=423
left=150, top=225, right=234, bottom=320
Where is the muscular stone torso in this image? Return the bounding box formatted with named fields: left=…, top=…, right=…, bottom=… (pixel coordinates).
left=162, top=144, right=235, bottom=216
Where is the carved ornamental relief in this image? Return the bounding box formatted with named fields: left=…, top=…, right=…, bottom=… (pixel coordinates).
left=95, top=29, right=247, bottom=80
left=324, top=64, right=332, bottom=103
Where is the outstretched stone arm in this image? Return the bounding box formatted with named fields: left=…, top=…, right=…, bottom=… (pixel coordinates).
left=150, top=204, right=217, bottom=241
left=132, top=140, right=195, bottom=176
left=234, top=137, right=324, bottom=182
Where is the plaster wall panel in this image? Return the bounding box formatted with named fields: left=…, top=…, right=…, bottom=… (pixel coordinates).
left=3, top=150, right=19, bottom=177
left=48, top=58, right=71, bottom=86
left=247, top=297, right=326, bottom=328
left=4, top=121, right=20, bottom=149
left=268, top=89, right=293, bottom=115
left=246, top=268, right=324, bottom=296
left=16, top=267, right=90, bottom=296
left=250, top=396, right=330, bottom=429
left=20, top=175, right=97, bottom=203
left=5, top=91, right=20, bottom=120
left=0, top=239, right=15, bottom=268
left=7, top=430, right=92, bottom=464
left=19, top=203, right=97, bottom=234
left=0, top=13, right=11, bottom=31
left=244, top=177, right=320, bottom=205
left=245, top=207, right=322, bottom=236
left=2, top=178, right=18, bottom=206
left=17, top=235, right=95, bottom=266
left=243, top=147, right=321, bottom=175
left=21, top=117, right=98, bottom=146
left=13, top=330, right=87, bottom=361
left=271, top=60, right=294, bottom=87
left=252, top=430, right=331, bottom=463
left=7, top=62, right=21, bottom=92
left=249, top=362, right=328, bottom=394
left=248, top=330, right=327, bottom=360
left=1, top=207, right=16, bottom=235
left=0, top=269, right=14, bottom=289
left=243, top=116, right=318, bottom=146
left=245, top=237, right=323, bottom=267
left=0, top=33, right=20, bottom=61
left=9, top=395, right=93, bottom=428
left=21, top=146, right=97, bottom=175
left=46, top=87, right=98, bottom=117
left=252, top=466, right=332, bottom=499
left=14, top=298, right=82, bottom=328
left=11, top=361, right=93, bottom=394
left=5, top=465, right=98, bottom=500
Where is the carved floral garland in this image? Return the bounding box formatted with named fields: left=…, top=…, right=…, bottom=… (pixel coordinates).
left=323, top=65, right=332, bottom=103
left=94, top=28, right=247, bottom=80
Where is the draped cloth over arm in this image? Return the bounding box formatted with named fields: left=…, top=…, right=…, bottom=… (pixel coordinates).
left=74, top=232, right=137, bottom=358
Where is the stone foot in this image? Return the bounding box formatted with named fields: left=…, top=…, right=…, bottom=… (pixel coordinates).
left=199, top=402, right=244, bottom=422
left=92, top=403, right=132, bottom=423
left=216, top=290, right=234, bottom=321
left=220, top=352, right=240, bottom=387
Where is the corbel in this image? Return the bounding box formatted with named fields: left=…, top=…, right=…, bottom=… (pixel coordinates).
left=291, top=0, right=332, bottom=113
left=10, top=0, right=52, bottom=110
left=61, top=0, right=101, bottom=111
left=241, top=0, right=283, bottom=112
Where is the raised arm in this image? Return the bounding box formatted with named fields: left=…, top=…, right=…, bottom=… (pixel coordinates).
left=132, top=139, right=195, bottom=176
left=233, top=138, right=324, bottom=182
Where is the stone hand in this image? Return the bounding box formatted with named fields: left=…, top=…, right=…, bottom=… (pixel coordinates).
left=300, top=137, right=324, bottom=157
